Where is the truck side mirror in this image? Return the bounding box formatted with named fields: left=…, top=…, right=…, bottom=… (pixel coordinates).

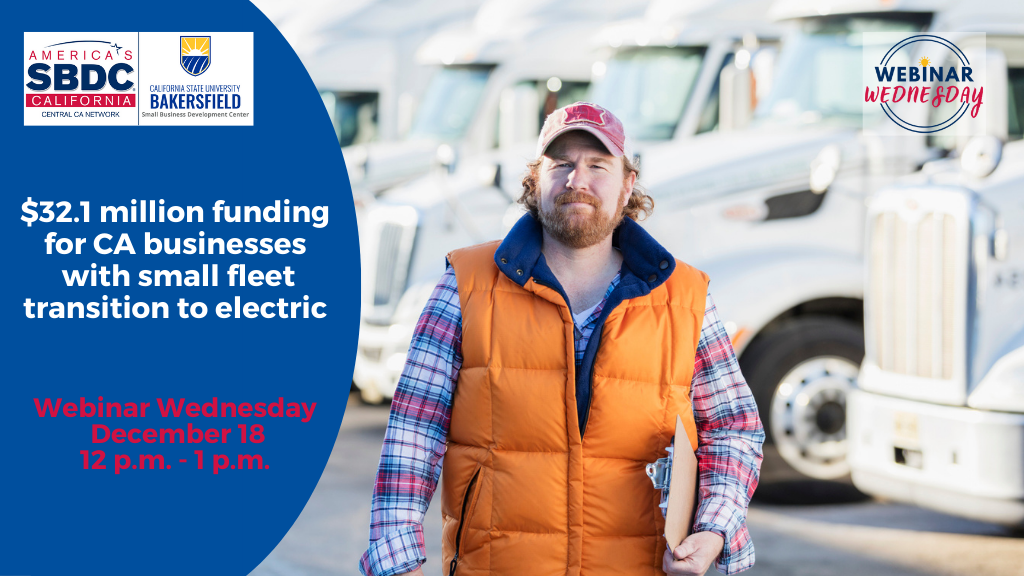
left=961, top=135, right=1002, bottom=179
left=751, top=46, right=777, bottom=103
left=719, top=55, right=755, bottom=131
left=498, top=84, right=540, bottom=150
left=479, top=162, right=509, bottom=200
left=957, top=47, right=1008, bottom=150
left=397, top=92, right=417, bottom=139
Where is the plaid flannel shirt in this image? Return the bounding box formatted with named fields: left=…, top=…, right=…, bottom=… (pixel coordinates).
left=360, top=266, right=764, bottom=576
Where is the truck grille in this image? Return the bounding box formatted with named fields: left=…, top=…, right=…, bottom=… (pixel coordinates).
left=374, top=223, right=408, bottom=305
left=869, top=209, right=961, bottom=379
left=366, top=207, right=418, bottom=322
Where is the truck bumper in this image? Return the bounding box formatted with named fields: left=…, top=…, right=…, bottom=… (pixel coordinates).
left=352, top=321, right=411, bottom=402
left=847, top=388, right=1024, bottom=526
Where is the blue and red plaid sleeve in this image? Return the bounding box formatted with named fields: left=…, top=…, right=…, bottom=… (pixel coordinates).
left=359, top=267, right=462, bottom=576
left=691, top=292, right=765, bottom=574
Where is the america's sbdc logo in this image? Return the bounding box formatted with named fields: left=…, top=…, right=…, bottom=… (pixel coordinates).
left=181, top=36, right=211, bottom=76
left=863, top=34, right=986, bottom=134
left=24, top=33, right=139, bottom=126
left=25, top=39, right=135, bottom=105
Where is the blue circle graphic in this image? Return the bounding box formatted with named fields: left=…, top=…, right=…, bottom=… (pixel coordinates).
left=2, top=1, right=358, bottom=575
left=876, top=35, right=972, bottom=133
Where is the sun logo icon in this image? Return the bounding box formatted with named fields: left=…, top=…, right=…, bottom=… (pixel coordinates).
left=919, top=56, right=931, bottom=67
left=180, top=36, right=211, bottom=76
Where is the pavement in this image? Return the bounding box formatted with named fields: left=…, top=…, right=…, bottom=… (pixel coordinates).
left=249, top=394, right=1024, bottom=576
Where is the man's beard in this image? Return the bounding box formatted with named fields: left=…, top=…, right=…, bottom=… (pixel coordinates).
left=537, top=187, right=628, bottom=249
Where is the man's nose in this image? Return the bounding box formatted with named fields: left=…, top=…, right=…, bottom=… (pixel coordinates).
left=566, top=167, right=588, bottom=191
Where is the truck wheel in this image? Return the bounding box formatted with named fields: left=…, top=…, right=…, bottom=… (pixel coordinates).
left=739, top=316, right=864, bottom=481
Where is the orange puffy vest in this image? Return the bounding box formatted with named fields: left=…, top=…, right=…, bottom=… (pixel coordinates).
left=441, top=218, right=709, bottom=576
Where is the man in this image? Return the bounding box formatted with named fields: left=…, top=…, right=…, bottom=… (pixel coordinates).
left=359, top=102, right=764, bottom=576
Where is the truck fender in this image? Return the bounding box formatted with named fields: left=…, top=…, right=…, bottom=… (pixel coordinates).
left=698, top=249, right=864, bottom=354
left=969, top=333, right=1024, bottom=413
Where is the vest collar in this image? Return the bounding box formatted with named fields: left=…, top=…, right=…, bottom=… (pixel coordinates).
left=494, top=212, right=677, bottom=294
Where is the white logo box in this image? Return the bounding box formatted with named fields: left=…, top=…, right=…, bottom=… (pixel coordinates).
left=24, top=32, right=253, bottom=127
left=24, top=32, right=140, bottom=126
left=139, top=32, right=254, bottom=126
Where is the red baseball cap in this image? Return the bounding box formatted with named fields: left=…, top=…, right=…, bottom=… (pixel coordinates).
left=536, top=102, right=630, bottom=159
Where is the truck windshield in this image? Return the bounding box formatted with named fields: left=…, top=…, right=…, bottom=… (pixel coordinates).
left=320, top=91, right=378, bottom=147
left=755, top=14, right=930, bottom=127
left=589, top=46, right=706, bottom=141
left=409, top=65, right=493, bottom=140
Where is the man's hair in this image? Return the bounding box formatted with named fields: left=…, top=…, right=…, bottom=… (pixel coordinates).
left=519, top=155, right=654, bottom=221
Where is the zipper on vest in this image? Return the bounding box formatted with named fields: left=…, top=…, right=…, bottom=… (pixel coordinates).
left=449, top=467, right=481, bottom=576
left=535, top=276, right=594, bottom=441
left=580, top=362, right=596, bottom=438
left=532, top=276, right=604, bottom=440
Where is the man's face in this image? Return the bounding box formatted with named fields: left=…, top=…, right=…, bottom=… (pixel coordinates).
left=536, top=131, right=635, bottom=249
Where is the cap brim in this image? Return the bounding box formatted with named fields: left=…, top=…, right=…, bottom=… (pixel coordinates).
left=537, top=125, right=625, bottom=158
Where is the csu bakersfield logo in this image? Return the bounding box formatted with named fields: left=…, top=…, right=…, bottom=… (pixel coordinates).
left=181, top=36, right=211, bottom=76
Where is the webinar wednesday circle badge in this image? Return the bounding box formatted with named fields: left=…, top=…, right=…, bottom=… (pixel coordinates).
left=862, top=32, right=988, bottom=136
left=5, top=1, right=358, bottom=575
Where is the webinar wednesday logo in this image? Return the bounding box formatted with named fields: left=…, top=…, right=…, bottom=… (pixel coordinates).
left=863, top=33, right=987, bottom=135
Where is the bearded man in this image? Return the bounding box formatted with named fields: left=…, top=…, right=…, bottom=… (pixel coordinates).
left=359, top=102, right=764, bottom=576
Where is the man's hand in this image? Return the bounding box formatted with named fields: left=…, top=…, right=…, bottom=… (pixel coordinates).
left=662, top=531, right=725, bottom=576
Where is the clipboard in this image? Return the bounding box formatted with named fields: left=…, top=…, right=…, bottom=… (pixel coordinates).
left=646, top=415, right=698, bottom=549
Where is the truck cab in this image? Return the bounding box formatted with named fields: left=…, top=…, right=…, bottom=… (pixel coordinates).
left=616, top=0, right=1024, bottom=484
left=848, top=29, right=1024, bottom=523
left=591, top=0, right=931, bottom=483
left=588, top=0, right=785, bottom=141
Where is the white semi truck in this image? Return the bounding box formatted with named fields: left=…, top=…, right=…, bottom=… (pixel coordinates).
left=353, top=0, right=784, bottom=399
left=630, top=0, right=1024, bottom=484
left=848, top=49, right=1024, bottom=523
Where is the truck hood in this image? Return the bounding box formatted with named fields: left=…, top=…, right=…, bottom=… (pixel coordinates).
left=370, top=125, right=866, bottom=219
left=637, top=125, right=860, bottom=209
left=344, top=138, right=442, bottom=195
left=375, top=150, right=510, bottom=207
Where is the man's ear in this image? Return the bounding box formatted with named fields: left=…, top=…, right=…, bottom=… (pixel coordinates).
left=622, top=170, right=637, bottom=209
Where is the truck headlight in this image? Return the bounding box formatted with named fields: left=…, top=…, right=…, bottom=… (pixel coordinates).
left=810, top=144, right=841, bottom=193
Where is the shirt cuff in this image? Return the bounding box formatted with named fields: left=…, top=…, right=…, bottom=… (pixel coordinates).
left=359, top=524, right=427, bottom=576
left=694, top=496, right=756, bottom=574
